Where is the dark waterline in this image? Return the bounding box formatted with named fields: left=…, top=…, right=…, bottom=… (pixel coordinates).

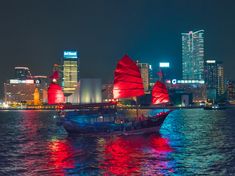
left=0, top=109, right=235, bottom=175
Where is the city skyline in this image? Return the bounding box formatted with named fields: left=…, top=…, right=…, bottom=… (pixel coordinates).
left=1, top=0, right=235, bottom=98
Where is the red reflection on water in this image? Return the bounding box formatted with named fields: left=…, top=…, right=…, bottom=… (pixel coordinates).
left=101, top=137, right=142, bottom=175
left=150, top=136, right=172, bottom=153
left=19, top=110, right=42, bottom=139
left=100, top=135, right=173, bottom=176
left=141, top=136, right=173, bottom=175
left=47, top=139, right=75, bottom=175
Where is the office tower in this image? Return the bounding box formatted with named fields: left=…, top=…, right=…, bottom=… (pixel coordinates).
left=4, top=80, right=36, bottom=104
left=4, top=67, right=48, bottom=104
left=63, top=50, right=80, bottom=96
left=204, top=60, right=217, bottom=100
left=159, top=62, right=171, bottom=81
left=182, top=30, right=204, bottom=80
left=205, top=60, right=217, bottom=89
left=227, top=81, right=235, bottom=101
left=217, top=62, right=225, bottom=96
left=149, top=64, right=154, bottom=84
left=137, top=62, right=149, bottom=92
left=102, top=84, right=114, bottom=100
left=14, top=67, right=32, bottom=79
left=205, top=60, right=225, bottom=99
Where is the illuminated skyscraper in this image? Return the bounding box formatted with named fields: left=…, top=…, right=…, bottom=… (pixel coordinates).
left=205, top=60, right=217, bottom=89
left=204, top=60, right=225, bottom=100
left=159, top=62, right=171, bottom=81
left=227, top=81, right=235, bottom=101
left=217, top=61, right=225, bottom=96
left=63, top=51, right=80, bottom=96
left=4, top=67, right=47, bottom=104
left=204, top=60, right=217, bottom=100
left=182, top=30, right=204, bottom=80
left=137, top=62, right=149, bottom=92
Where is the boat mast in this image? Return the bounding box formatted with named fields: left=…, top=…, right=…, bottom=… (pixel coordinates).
left=135, top=96, right=139, bottom=119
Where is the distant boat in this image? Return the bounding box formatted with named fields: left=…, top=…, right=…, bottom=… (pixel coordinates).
left=204, top=103, right=227, bottom=110
left=60, top=55, right=172, bottom=136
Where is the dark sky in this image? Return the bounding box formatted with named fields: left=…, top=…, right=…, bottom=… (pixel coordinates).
left=1, top=0, right=235, bottom=98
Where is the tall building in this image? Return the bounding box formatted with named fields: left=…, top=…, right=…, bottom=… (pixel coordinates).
left=204, top=60, right=217, bottom=101
left=149, top=64, right=159, bottom=88
left=63, top=50, right=80, bottom=96
left=182, top=30, right=204, bottom=80
left=217, top=61, right=225, bottom=96
left=227, top=81, right=235, bottom=101
left=159, top=62, right=171, bottom=81
left=204, top=60, right=217, bottom=89
left=102, top=84, right=114, bottom=100
left=14, top=67, right=32, bottom=79
left=204, top=60, right=225, bottom=100
left=137, top=62, right=149, bottom=92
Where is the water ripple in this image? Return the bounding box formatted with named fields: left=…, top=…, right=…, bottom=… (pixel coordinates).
left=0, top=109, right=235, bottom=175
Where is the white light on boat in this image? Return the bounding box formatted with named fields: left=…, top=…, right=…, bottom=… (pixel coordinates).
left=3, top=102, right=9, bottom=108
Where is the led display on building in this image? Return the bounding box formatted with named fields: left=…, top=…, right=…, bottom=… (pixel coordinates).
left=159, top=62, right=170, bottom=68
left=63, top=51, right=78, bottom=59
left=10, top=79, right=34, bottom=84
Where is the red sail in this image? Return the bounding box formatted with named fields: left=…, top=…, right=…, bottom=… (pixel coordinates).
left=48, top=71, right=65, bottom=104
left=48, top=83, right=65, bottom=104
left=152, top=81, right=169, bottom=105
left=113, top=55, right=144, bottom=99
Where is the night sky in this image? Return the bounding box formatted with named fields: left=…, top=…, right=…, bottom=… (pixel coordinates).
left=1, top=0, right=235, bottom=98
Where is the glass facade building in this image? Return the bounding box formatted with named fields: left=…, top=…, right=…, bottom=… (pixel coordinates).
left=217, top=62, right=225, bottom=96
left=137, top=62, right=150, bottom=92
left=63, top=51, right=80, bottom=96
left=182, top=30, right=204, bottom=80
left=204, top=60, right=217, bottom=89
left=204, top=60, right=225, bottom=99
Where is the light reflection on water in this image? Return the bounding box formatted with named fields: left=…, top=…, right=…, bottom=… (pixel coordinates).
left=0, top=109, right=235, bottom=175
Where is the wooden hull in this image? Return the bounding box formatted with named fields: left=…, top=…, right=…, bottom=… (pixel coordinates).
left=62, top=111, right=171, bottom=136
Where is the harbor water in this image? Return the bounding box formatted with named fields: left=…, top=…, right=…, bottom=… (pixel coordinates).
left=0, top=109, right=235, bottom=175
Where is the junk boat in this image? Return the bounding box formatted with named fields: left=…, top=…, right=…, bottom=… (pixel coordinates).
left=60, top=55, right=172, bottom=135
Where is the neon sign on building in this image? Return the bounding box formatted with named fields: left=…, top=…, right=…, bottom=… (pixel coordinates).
left=64, top=51, right=78, bottom=59
left=159, top=62, right=170, bottom=68
left=10, top=79, right=34, bottom=84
